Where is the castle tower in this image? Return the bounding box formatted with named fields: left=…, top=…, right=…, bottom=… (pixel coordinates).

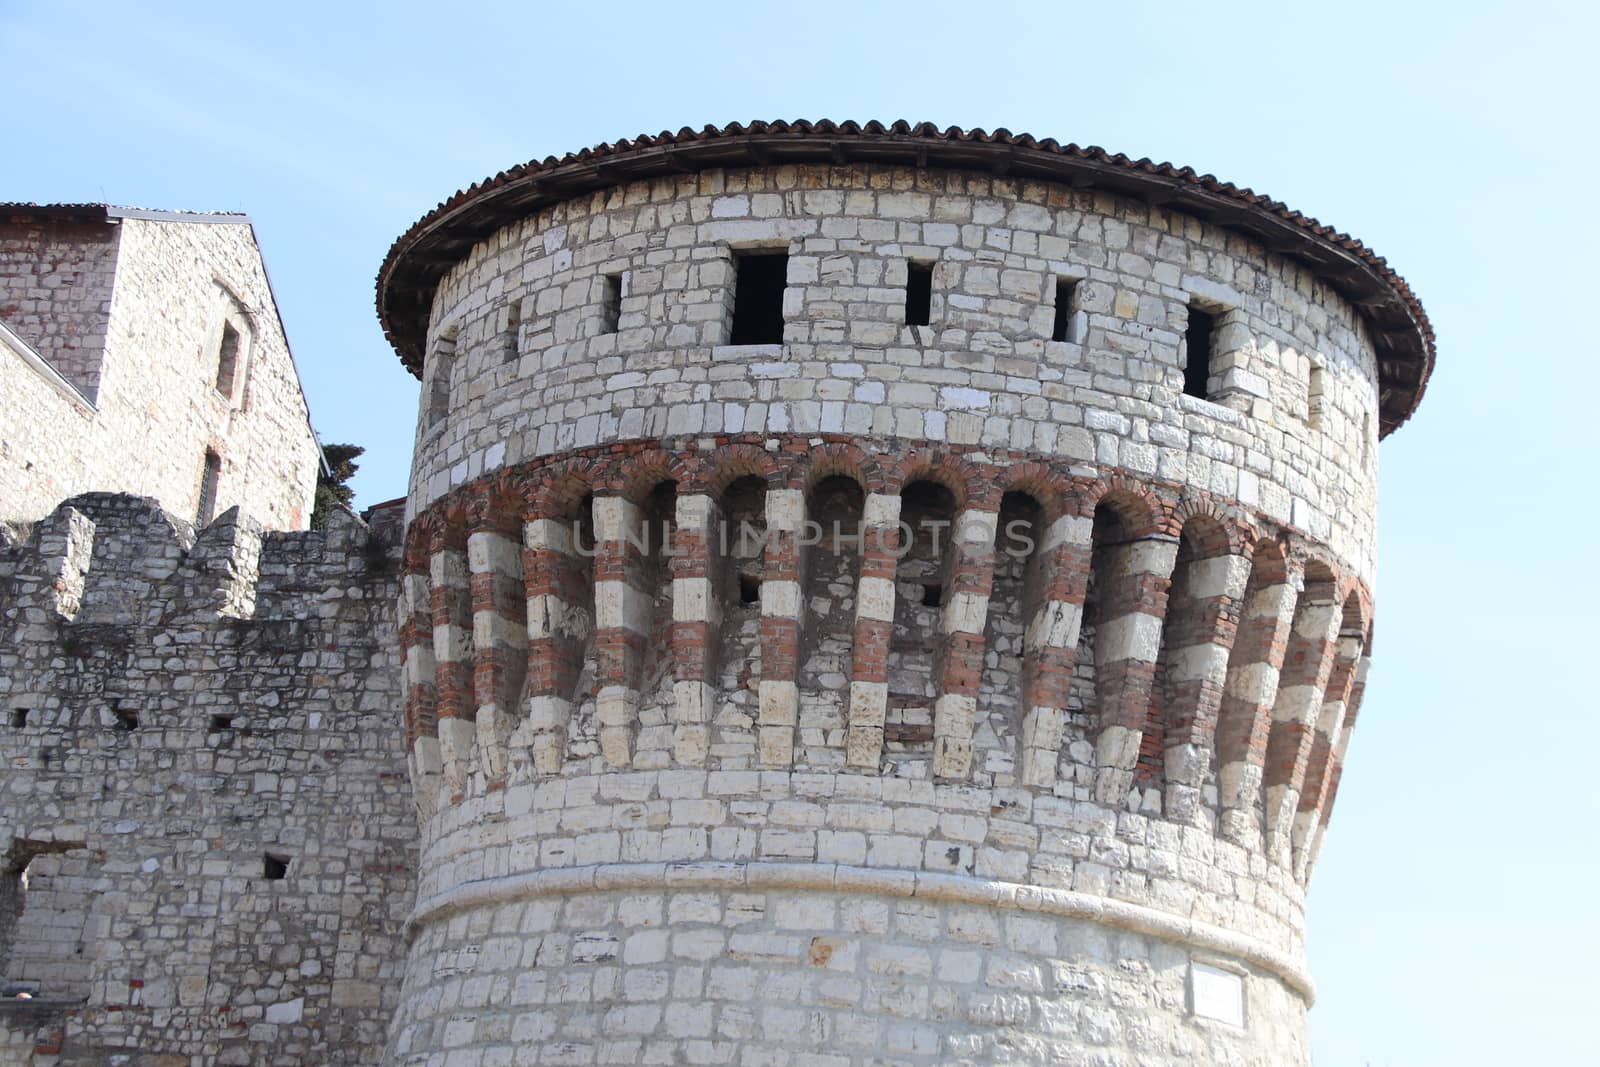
left=377, top=121, right=1432, bottom=1065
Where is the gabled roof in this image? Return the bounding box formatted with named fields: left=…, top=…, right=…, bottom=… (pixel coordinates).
left=377, top=120, right=1434, bottom=437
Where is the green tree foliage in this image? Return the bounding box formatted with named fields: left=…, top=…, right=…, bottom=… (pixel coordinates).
left=310, top=443, right=363, bottom=529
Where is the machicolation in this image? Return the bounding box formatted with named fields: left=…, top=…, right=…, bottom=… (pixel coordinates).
left=0, top=121, right=1434, bottom=1065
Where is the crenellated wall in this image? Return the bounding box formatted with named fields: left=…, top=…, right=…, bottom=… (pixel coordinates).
left=0, top=494, right=416, bottom=1065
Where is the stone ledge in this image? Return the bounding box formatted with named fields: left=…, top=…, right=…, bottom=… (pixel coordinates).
left=405, top=859, right=1316, bottom=1005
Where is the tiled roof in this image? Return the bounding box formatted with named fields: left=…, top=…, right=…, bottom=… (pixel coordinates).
left=377, top=120, right=1434, bottom=435
left=0, top=203, right=250, bottom=223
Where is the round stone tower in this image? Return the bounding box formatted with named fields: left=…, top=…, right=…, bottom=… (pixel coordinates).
left=377, top=121, right=1433, bottom=1065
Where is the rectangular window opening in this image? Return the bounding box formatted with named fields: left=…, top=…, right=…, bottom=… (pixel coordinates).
left=905, top=262, right=933, bottom=327
left=601, top=273, right=623, bottom=334
left=9, top=709, right=29, bottom=729
left=197, top=449, right=222, bottom=526
left=427, top=329, right=458, bottom=429
left=1052, top=279, right=1078, bottom=342
left=1184, top=306, right=1216, bottom=399
left=110, top=702, right=139, bottom=732
left=729, top=251, right=788, bottom=346
left=921, top=583, right=943, bottom=608
left=263, top=853, right=290, bottom=881
left=738, top=573, right=761, bottom=605
left=209, top=714, right=235, bottom=733
left=215, top=322, right=241, bottom=396
left=503, top=301, right=522, bottom=363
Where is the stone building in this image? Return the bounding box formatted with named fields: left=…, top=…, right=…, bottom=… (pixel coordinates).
left=378, top=120, right=1432, bottom=1065
left=0, top=204, right=321, bottom=531
left=0, top=120, right=1434, bottom=1065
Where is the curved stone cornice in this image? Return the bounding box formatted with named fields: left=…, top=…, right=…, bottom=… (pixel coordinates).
left=406, top=860, right=1316, bottom=1005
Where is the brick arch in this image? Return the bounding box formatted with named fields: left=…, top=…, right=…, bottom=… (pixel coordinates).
left=693, top=443, right=780, bottom=497
left=427, top=498, right=470, bottom=553
left=1337, top=583, right=1370, bottom=640
left=402, top=518, right=436, bottom=572
left=1299, top=556, right=1340, bottom=599
left=887, top=450, right=980, bottom=510
left=467, top=471, right=525, bottom=536
left=610, top=448, right=692, bottom=502
left=1081, top=474, right=1169, bottom=537
left=533, top=460, right=602, bottom=519
left=1248, top=535, right=1293, bottom=586
left=1168, top=495, right=1252, bottom=558
left=995, top=460, right=1073, bottom=522
left=785, top=442, right=886, bottom=496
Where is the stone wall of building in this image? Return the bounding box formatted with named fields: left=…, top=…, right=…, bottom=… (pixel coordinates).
left=410, top=164, right=1381, bottom=584
left=0, top=212, right=320, bottom=531
left=0, top=324, right=102, bottom=527
left=0, top=213, right=119, bottom=399
left=0, top=494, right=416, bottom=1065
left=383, top=156, right=1394, bottom=1065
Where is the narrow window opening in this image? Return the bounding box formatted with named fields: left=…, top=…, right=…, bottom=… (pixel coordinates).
left=197, top=449, right=222, bottom=526
left=1052, top=279, right=1078, bottom=342
left=905, top=261, right=933, bottom=327
left=427, top=328, right=458, bottom=429
left=109, top=702, right=138, bottom=732
left=503, top=300, right=522, bottom=363
left=739, top=573, right=761, bottom=605
left=209, top=714, right=235, bottom=733
left=601, top=273, right=623, bottom=334
left=263, top=853, right=290, bottom=881
left=9, top=709, right=29, bottom=729
left=1308, top=364, right=1326, bottom=428
left=921, top=583, right=943, bottom=608
left=215, top=322, right=241, bottom=396
left=1184, top=306, right=1216, bottom=399
left=729, top=251, right=788, bottom=345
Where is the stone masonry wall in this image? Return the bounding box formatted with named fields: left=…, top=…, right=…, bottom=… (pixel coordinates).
left=388, top=160, right=1386, bottom=1065
left=0, top=327, right=101, bottom=527
left=412, top=163, right=1380, bottom=585
left=0, top=215, right=119, bottom=400
left=0, top=494, right=416, bottom=1065
left=0, top=214, right=319, bottom=531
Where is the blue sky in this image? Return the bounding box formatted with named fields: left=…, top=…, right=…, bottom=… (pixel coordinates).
left=4, top=1, right=1595, bottom=1062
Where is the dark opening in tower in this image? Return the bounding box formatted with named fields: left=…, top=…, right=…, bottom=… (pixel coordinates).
left=729, top=251, right=788, bottom=345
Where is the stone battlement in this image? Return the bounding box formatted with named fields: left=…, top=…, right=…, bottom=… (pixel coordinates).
left=0, top=494, right=415, bottom=1065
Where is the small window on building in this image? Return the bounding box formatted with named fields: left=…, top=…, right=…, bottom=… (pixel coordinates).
left=503, top=300, right=522, bottom=363
left=729, top=251, right=788, bottom=346
left=905, top=262, right=933, bottom=326
left=215, top=322, right=242, bottom=397
left=197, top=449, right=222, bottom=526
left=921, top=583, right=943, bottom=608
left=601, top=273, right=623, bottom=334
left=1184, top=305, right=1216, bottom=399
left=209, top=714, right=235, bottom=733
left=426, top=328, right=458, bottom=429
left=1052, top=279, right=1079, bottom=343
left=109, top=702, right=139, bottom=732
left=739, top=574, right=761, bottom=605
left=1308, top=364, right=1326, bottom=428
left=263, top=853, right=290, bottom=881
left=9, top=709, right=29, bottom=728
